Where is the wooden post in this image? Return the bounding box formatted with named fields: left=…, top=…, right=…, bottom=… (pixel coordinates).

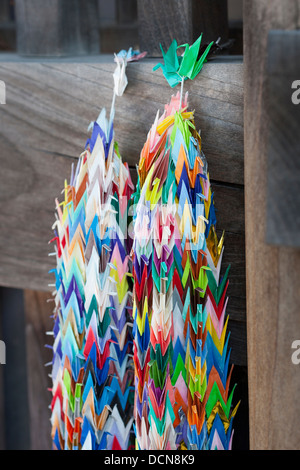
left=244, top=0, right=300, bottom=450
left=137, top=0, right=228, bottom=56
left=14, top=0, right=100, bottom=56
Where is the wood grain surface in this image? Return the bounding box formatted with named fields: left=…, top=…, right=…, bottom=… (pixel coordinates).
left=244, top=0, right=300, bottom=450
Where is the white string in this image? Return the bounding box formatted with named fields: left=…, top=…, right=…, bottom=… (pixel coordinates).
left=110, top=90, right=116, bottom=124
left=179, top=76, right=185, bottom=111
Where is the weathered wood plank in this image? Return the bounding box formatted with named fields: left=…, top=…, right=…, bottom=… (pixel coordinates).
left=265, top=30, right=300, bottom=247
left=23, top=290, right=53, bottom=450
left=244, top=0, right=300, bottom=450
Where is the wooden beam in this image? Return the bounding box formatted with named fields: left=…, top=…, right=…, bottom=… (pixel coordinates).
left=0, top=58, right=243, bottom=181
left=244, top=0, right=300, bottom=450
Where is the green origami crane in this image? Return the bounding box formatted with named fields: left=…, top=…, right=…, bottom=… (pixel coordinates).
left=153, top=34, right=214, bottom=88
